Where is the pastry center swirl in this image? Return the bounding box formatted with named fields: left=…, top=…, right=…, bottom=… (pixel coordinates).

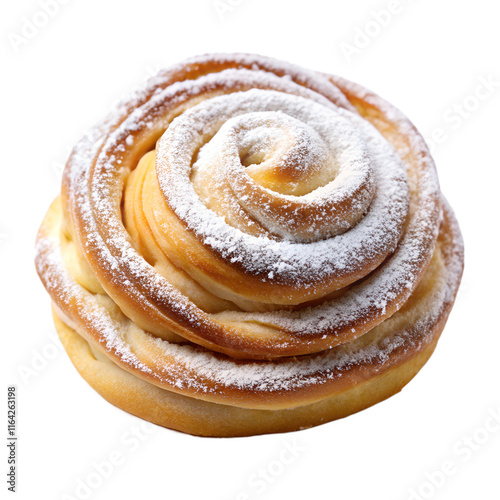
left=151, top=89, right=409, bottom=304
left=190, top=108, right=376, bottom=242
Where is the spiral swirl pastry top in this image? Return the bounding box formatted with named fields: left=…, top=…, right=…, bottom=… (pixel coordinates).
left=35, top=54, right=464, bottom=436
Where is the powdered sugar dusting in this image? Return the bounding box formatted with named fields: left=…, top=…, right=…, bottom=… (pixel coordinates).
left=42, top=53, right=456, bottom=362
left=157, top=88, right=409, bottom=286
left=35, top=199, right=463, bottom=399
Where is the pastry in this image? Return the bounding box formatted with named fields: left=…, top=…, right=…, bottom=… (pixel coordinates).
left=35, top=53, right=464, bottom=437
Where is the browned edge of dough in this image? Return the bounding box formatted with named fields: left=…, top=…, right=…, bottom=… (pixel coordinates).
left=53, top=309, right=442, bottom=437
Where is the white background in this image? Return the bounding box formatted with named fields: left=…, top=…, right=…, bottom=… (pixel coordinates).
left=2, top=0, right=499, bottom=499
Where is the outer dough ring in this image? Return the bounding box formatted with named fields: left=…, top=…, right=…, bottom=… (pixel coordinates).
left=37, top=195, right=463, bottom=414
left=53, top=310, right=440, bottom=437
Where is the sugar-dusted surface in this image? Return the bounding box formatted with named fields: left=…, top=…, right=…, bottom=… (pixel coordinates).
left=36, top=53, right=462, bottom=372
left=35, top=196, right=463, bottom=404
left=158, top=88, right=409, bottom=284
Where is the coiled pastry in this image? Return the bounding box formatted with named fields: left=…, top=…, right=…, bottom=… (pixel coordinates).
left=35, top=53, right=464, bottom=437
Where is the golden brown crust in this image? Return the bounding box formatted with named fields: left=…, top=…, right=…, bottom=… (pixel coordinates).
left=35, top=53, right=464, bottom=436
left=53, top=310, right=439, bottom=437
left=36, top=195, right=463, bottom=411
